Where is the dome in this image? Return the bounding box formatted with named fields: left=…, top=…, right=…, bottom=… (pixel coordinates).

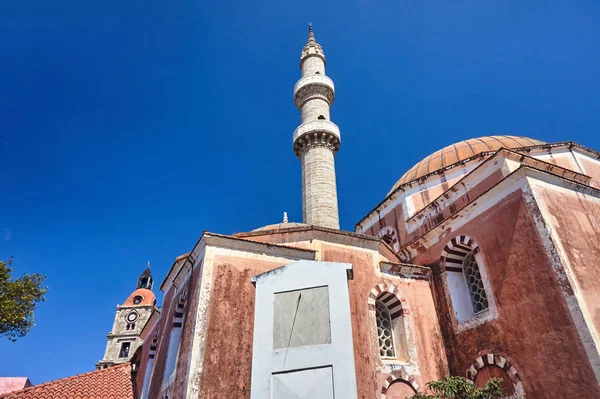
left=389, top=135, right=545, bottom=194
left=252, top=222, right=309, bottom=232
left=122, top=288, right=155, bottom=307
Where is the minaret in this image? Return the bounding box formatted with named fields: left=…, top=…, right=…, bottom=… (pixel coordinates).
left=293, top=24, right=341, bottom=229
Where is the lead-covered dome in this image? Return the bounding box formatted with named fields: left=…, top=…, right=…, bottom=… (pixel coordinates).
left=389, top=135, right=545, bottom=194
left=252, top=222, right=309, bottom=232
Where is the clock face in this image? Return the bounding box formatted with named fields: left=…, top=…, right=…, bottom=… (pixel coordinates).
left=126, top=312, right=138, bottom=322
left=379, top=226, right=400, bottom=252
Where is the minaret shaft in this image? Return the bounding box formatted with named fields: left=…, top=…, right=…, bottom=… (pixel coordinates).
left=301, top=145, right=339, bottom=228
left=293, top=27, right=341, bottom=229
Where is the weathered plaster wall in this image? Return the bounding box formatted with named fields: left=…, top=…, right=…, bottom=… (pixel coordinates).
left=412, top=190, right=600, bottom=398
left=147, top=263, right=195, bottom=399
left=533, top=182, right=600, bottom=376
left=363, top=166, right=505, bottom=250
left=135, top=316, right=159, bottom=396
left=319, top=243, right=447, bottom=397
left=170, top=262, right=202, bottom=399
left=579, top=156, right=600, bottom=189
left=534, top=149, right=581, bottom=172
left=175, top=231, right=446, bottom=398
left=196, top=254, right=291, bottom=398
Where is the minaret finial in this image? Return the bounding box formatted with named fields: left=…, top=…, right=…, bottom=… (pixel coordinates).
left=308, top=22, right=315, bottom=42
left=283, top=212, right=288, bottom=223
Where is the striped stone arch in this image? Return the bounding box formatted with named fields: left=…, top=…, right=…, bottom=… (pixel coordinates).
left=172, top=289, right=188, bottom=328
left=439, top=235, right=479, bottom=273
left=466, top=354, right=524, bottom=397
left=367, top=283, right=409, bottom=319
left=381, top=371, right=420, bottom=398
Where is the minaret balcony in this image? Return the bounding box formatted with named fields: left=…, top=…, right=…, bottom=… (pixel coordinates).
left=294, top=75, right=335, bottom=108
left=293, top=120, right=341, bottom=155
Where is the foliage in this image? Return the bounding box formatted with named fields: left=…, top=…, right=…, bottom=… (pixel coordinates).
left=408, top=376, right=505, bottom=399
left=0, top=258, right=47, bottom=341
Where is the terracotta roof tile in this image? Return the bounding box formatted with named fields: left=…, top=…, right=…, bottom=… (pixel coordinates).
left=0, top=363, right=134, bottom=399
left=389, top=135, right=546, bottom=193
left=122, top=288, right=156, bottom=306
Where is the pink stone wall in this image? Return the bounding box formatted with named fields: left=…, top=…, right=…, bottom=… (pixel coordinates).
left=197, top=255, right=289, bottom=398
left=147, top=261, right=202, bottom=399
left=411, top=190, right=600, bottom=398
left=536, top=184, right=600, bottom=345
left=320, top=244, right=447, bottom=397
left=0, top=378, right=31, bottom=395
left=177, top=237, right=446, bottom=398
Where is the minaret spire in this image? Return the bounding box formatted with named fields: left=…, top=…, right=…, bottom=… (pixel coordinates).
left=293, top=26, right=341, bottom=229
left=308, top=23, right=315, bottom=42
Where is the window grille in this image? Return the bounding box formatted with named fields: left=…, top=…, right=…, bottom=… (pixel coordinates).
left=376, top=300, right=395, bottom=358
left=463, top=251, right=489, bottom=314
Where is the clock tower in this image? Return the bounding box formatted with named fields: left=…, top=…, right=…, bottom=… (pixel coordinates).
left=96, top=265, right=157, bottom=369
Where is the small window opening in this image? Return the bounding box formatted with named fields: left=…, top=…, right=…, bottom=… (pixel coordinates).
left=318, top=115, right=326, bottom=120
left=119, top=342, right=131, bottom=358
left=463, top=251, right=489, bottom=314
left=133, top=296, right=143, bottom=305
left=376, top=300, right=395, bottom=358
left=382, top=234, right=394, bottom=246
left=315, top=71, right=320, bottom=74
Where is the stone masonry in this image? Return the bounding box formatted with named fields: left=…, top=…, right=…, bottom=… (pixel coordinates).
left=293, top=25, right=341, bottom=229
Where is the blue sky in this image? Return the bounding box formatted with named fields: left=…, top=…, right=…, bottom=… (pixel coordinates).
left=1, top=0, right=599, bottom=384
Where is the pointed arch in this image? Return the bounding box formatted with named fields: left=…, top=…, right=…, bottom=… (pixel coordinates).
left=368, top=284, right=414, bottom=364
left=466, top=354, right=524, bottom=398
left=380, top=371, right=420, bottom=398
left=439, top=235, right=496, bottom=327
left=439, top=235, right=478, bottom=273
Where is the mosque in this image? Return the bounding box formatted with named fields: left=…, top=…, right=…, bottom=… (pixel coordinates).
left=2, top=27, right=600, bottom=399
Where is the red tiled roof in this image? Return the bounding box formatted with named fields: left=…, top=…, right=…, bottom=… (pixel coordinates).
left=122, top=287, right=156, bottom=306
left=0, top=363, right=134, bottom=399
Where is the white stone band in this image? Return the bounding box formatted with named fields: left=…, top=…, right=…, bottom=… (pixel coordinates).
left=293, top=121, right=341, bottom=156
left=293, top=120, right=341, bottom=144
left=294, top=75, right=335, bottom=108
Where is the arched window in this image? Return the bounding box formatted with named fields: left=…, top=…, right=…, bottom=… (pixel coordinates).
left=318, top=115, right=326, bottom=120
left=463, top=250, right=488, bottom=314
left=376, top=300, right=395, bottom=358
left=467, top=354, right=523, bottom=398
left=440, top=236, right=492, bottom=324
left=375, top=292, right=409, bottom=362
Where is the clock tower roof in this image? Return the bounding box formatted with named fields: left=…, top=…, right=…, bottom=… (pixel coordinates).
left=122, top=288, right=155, bottom=307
